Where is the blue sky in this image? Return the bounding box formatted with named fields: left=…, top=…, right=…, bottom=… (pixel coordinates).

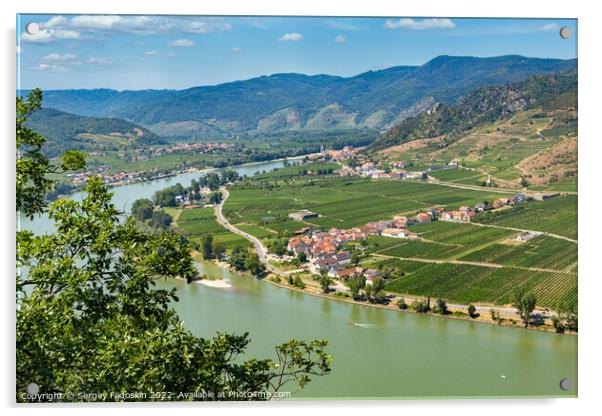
left=17, top=15, right=577, bottom=91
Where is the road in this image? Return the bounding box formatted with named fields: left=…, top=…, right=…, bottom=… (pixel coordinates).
left=214, top=187, right=282, bottom=276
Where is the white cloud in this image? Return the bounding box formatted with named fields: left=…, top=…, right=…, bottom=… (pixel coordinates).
left=540, top=23, right=560, bottom=32
left=23, top=15, right=232, bottom=41
left=334, top=35, right=346, bottom=44
left=279, top=32, right=303, bottom=42
left=86, top=57, right=113, bottom=64
left=383, top=18, right=455, bottom=30
left=40, top=16, right=68, bottom=28
left=42, top=52, right=77, bottom=61
left=30, top=63, right=66, bottom=71
left=231, top=47, right=241, bottom=53
left=168, top=38, right=195, bottom=47
left=144, top=50, right=174, bottom=58
left=21, top=28, right=80, bottom=43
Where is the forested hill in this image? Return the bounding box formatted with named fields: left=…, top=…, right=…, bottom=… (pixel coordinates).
left=25, top=108, right=165, bottom=157
left=368, top=70, right=577, bottom=152
left=27, top=55, right=576, bottom=138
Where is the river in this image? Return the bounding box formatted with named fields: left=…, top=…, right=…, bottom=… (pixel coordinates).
left=19, top=158, right=578, bottom=399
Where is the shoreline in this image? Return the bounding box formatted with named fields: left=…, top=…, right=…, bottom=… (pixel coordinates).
left=192, top=257, right=576, bottom=336
left=61, top=152, right=320, bottom=194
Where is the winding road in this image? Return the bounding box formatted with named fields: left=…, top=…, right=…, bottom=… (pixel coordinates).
left=214, top=187, right=281, bottom=275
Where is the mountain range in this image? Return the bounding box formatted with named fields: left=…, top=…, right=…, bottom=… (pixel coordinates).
left=30, top=55, right=577, bottom=139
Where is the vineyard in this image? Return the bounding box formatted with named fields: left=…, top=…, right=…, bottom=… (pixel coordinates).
left=459, top=235, right=577, bottom=271
left=383, top=260, right=577, bottom=309
left=473, top=195, right=577, bottom=239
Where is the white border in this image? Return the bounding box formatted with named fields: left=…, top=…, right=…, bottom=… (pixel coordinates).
left=2, top=1, right=601, bottom=415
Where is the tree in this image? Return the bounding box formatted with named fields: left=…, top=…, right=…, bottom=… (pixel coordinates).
left=200, top=234, right=214, bottom=260
left=363, top=284, right=372, bottom=301
left=397, top=298, right=408, bottom=310
left=411, top=299, right=430, bottom=313
left=467, top=304, right=477, bottom=318
left=520, top=177, right=530, bottom=188
left=351, top=250, right=361, bottom=266
left=16, top=93, right=331, bottom=401
left=370, top=277, right=386, bottom=303
left=208, top=191, right=223, bottom=204
left=149, top=210, right=173, bottom=229
left=212, top=240, right=225, bottom=259
left=131, top=198, right=155, bottom=221
left=318, top=273, right=332, bottom=294
left=513, top=289, right=537, bottom=328
left=347, top=277, right=363, bottom=300
left=229, top=246, right=248, bottom=271
left=436, top=298, right=448, bottom=315
left=297, top=251, right=307, bottom=263
left=17, top=88, right=85, bottom=218
left=244, top=252, right=265, bottom=277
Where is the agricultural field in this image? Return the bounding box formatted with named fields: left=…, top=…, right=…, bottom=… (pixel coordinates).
left=175, top=207, right=250, bottom=251
left=427, top=168, right=485, bottom=184
left=459, top=235, right=577, bottom=271
left=225, top=177, right=508, bottom=234
left=383, top=259, right=577, bottom=309
left=223, top=168, right=577, bottom=310
left=473, top=195, right=577, bottom=240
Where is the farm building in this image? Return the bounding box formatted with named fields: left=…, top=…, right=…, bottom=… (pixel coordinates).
left=289, top=209, right=319, bottom=221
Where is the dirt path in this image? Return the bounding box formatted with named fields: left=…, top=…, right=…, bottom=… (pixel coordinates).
left=466, top=221, right=577, bottom=244
left=370, top=253, right=574, bottom=275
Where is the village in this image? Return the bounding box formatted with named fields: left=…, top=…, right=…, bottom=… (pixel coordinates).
left=66, top=142, right=238, bottom=186
left=283, top=190, right=536, bottom=283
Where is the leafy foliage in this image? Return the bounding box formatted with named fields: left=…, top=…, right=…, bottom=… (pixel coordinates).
left=17, top=89, right=86, bottom=217
left=16, top=91, right=331, bottom=402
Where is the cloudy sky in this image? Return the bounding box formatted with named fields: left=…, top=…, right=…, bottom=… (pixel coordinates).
left=17, top=15, right=577, bottom=90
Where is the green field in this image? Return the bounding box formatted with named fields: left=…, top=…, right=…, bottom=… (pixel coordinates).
left=223, top=171, right=577, bottom=309
left=459, top=235, right=577, bottom=271
left=176, top=207, right=250, bottom=251
left=473, top=195, right=577, bottom=240
left=225, top=177, right=510, bottom=234
left=383, top=259, right=577, bottom=309
left=428, top=168, right=484, bottom=184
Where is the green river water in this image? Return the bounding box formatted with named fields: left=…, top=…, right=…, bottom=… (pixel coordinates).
left=20, top=158, right=577, bottom=399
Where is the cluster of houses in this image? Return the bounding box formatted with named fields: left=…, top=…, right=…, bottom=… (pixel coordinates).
left=284, top=191, right=535, bottom=280
left=129, top=142, right=237, bottom=162
left=68, top=166, right=168, bottom=186
left=286, top=227, right=377, bottom=280
left=320, top=146, right=360, bottom=162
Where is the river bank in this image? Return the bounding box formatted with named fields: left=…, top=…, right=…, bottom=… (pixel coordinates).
left=210, top=184, right=575, bottom=336
left=189, top=253, right=574, bottom=336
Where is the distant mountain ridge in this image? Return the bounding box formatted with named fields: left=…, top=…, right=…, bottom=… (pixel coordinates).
left=26, top=55, right=576, bottom=138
